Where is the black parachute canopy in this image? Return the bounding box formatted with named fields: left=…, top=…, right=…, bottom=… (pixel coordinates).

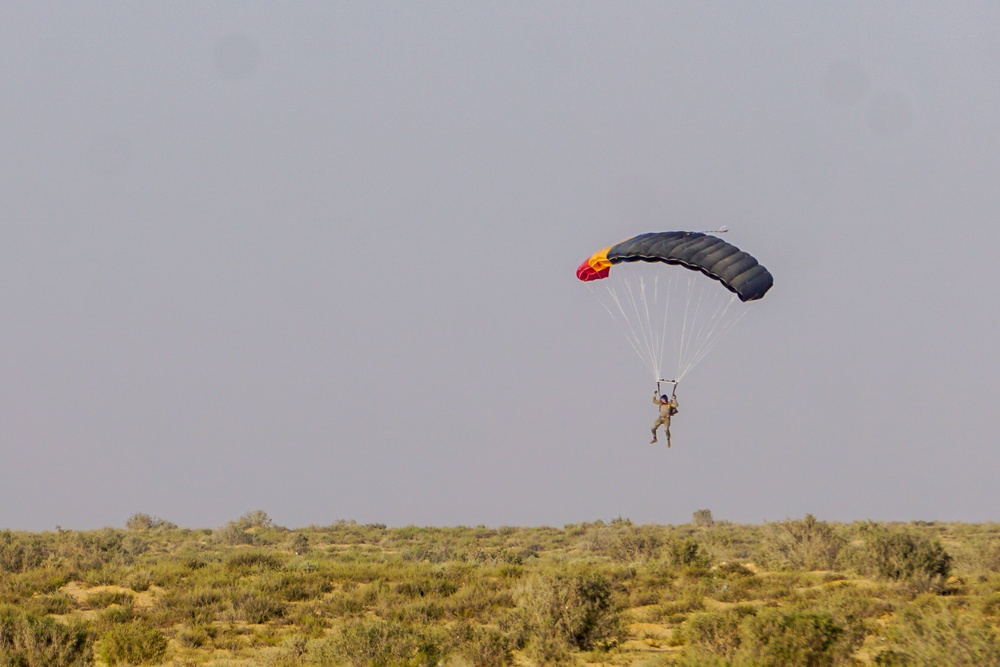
left=607, top=232, right=773, bottom=302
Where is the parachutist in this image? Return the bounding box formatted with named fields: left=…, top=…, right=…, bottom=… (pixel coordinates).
left=576, top=231, right=771, bottom=443
left=650, top=391, right=679, bottom=447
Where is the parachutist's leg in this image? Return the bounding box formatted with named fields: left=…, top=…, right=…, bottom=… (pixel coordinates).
left=665, top=420, right=671, bottom=448
left=650, top=419, right=660, bottom=444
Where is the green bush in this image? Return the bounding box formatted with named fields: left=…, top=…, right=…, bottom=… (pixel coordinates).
left=288, top=532, right=309, bottom=554
left=683, top=607, right=755, bottom=660
left=177, top=623, right=215, bottom=648
left=227, top=589, right=287, bottom=624
left=582, top=521, right=665, bottom=564
left=0, top=531, right=50, bottom=574
left=312, top=618, right=440, bottom=667
left=54, top=529, right=147, bottom=572
left=693, top=510, right=715, bottom=528
left=291, top=607, right=327, bottom=638
left=213, top=510, right=282, bottom=546
left=873, top=597, right=1000, bottom=666
left=733, top=608, right=848, bottom=666
left=609, top=528, right=664, bottom=564
left=233, top=510, right=275, bottom=531
left=213, top=523, right=255, bottom=546
left=83, top=589, right=134, bottom=609
left=663, top=538, right=710, bottom=571
left=950, top=528, right=1000, bottom=576
left=0, top=609, right=92, bottom=667
left=22, top=592, right=77, bottom=615
left=5, top=567, right=71, bottom=597
left=766, top=514, right=844, bottom=571
left=125, top=514, right=176, bottom=531
left=979, top=591, right=1000, bottom=617
left=653, top=587, right=705, bottom=620
left=153, top=586, right=226, bottom=625
left=95, top=603, right=137, bottom=630
left=514, top=569, right=625, bottom=663
left=225, top=550, right=284, bottom=572
left=449, top=624, right=515, bottom=667
left=97, top=621, right=168, bottom=666
left=799, top=583, right=891, bottom=651
left=851, top=523, right=951, bottom=590
left=258, top=572, right=333, bottom=602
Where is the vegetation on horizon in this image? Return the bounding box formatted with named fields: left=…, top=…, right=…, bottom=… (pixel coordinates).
left=2, top=511, right=1000, bottom=666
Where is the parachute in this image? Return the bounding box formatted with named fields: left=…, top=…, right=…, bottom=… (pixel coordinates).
left=577, top=231, right=773, bottom=384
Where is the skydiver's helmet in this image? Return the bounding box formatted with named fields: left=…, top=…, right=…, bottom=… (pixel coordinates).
left=660, top=395, right=669, bottom=402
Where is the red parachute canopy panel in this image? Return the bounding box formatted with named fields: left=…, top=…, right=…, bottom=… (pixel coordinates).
left=576, top=246, right=613, bottom=282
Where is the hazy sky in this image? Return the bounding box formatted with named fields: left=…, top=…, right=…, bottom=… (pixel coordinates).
left=3, top=3, right=1000, bottom=530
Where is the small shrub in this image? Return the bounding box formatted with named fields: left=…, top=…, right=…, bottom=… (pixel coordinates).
left=154, top=586, right=226, bottom=625
left=292, top=607, right=327, bottom=638
left=980, top=591, right=1000, bottom=616
left=84, top=589, right=135, bottom=610
left=228, top=590, right=287, bottom=624
left=514, top=569, right=625, bottom=662
left=581, top=521, right=663, bottom=564
left=56, top=529, right=146, bottom=571
left=655, top=587, right=705, bottom=619
left=6, top=567, right=70, bottom=596
left=23, top=592, right=77, bottom=615
left=97, top=622, right=168, bottom=666
left=83, top=565, right=128, bottom=587
left=716, top=561, right=755, bottom=578
left=0, top=530, right=50, bottom=573
left=802, top=583, right=891, bottom=651
left=225, top=550, right=284, bottom=572
left=289, top=532, right=309, bottom=553
left=684, top=607, right=755, bottom=660
left=851, top=523, right=951, bottom=590
left=313, top=618, right=427, bottom=667
left=95, top=603, right=136, bottom=629
left=873, top=596, right=1000, bottom=666
left=177, top=624, right=215, bottom=648
left=609, top=528, right=663, bottom=564
left=450, top=624, right=515, bottom=667
left=234, top=510, right=275, bottom=531
left=213, top=511, right=281, bottom=546
left=765, top=514, right=844, bottom=571
left=0, top=610, right=92, bottom=667
left=264, top=635, right=310, bottom=667
left=734, top=608, right=848, bottom=666
left=125, top=514, right=176, bottom=531
left=664, top=538, right=710, bottom=571
left=213, top=523, right=255, bottom=546
left=123, top=569, right=153, bottom=592
left=693, top=509, right=715, bottom=528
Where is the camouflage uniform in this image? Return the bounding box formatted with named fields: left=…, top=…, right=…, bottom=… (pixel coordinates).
left=651, top=392, right=679, bottom=446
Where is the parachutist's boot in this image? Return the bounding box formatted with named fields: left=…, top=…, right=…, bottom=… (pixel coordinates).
left=650, top=433, right=657, bottom=444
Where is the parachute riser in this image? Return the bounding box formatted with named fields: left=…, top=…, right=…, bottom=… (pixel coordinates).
left=656, top=379, right=678, bottom=398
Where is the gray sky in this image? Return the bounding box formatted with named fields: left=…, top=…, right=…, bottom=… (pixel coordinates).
left=3, top=3, right=1000, bottom=530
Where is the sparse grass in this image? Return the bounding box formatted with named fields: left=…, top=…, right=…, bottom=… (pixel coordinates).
left=1, top=515, right=999, bottom=665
